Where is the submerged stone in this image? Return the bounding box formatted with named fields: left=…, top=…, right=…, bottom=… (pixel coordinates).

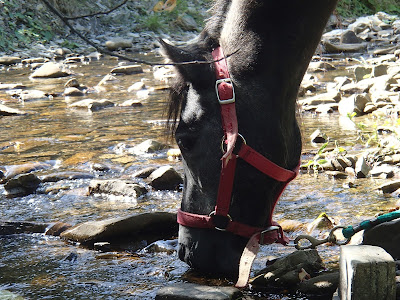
left=0, top=104, right=26, bottom=116
left=156, top=283, right=242, bottom=300
left=88, top=179, right=147, bottom=198
left=148, top=166, right=183, bottom=190
left=4, top=173, right=41, bottom=197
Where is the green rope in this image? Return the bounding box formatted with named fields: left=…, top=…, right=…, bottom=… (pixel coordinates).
left=342, top=210, right=400, bottom=239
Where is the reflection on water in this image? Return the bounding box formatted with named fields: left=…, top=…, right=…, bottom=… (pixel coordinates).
left=0, top=57, right=397, bottom=299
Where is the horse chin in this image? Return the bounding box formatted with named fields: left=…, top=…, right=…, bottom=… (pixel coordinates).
left=178, top=225, right=248, bottom=277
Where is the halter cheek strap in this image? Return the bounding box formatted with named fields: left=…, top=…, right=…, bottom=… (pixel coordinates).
left=176, top=46, right=299, bottom=288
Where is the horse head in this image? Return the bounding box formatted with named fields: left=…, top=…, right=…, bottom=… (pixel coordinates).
left=162, top=0, right=338, bottom=281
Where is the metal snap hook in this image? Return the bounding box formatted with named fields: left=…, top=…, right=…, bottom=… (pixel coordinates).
left=209, top=211, right=232, bottom=231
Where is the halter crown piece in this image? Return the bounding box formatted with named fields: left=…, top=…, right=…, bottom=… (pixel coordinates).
left=176, top=46, right=298, bottom=288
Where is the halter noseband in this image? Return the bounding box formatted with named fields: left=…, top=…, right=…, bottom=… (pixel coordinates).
left=176, top=46, right=298, bottom=287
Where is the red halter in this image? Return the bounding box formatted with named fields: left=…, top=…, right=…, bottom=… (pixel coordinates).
left=176, top=46, right=298, bottom=287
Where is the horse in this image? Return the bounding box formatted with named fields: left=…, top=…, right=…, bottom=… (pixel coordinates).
left=161, top=0, right=338, bottom=287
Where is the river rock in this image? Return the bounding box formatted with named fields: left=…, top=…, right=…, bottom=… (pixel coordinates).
left=64, top=87, right=84, bottom=96
left=143, top=239, right=177, bottom=254
left=19, top=90, right=48, bottom=101
left=310, top=129, right=327, bottom=143
left=369, top=74, right=398, bottom=94
left=308, top=61, right=336, bottom=72
left=298, top=272, right=339, bottom=296
left=341, top=30, right=364, bottom=44
left=370, top=164, right=396, bottom=178
left=0, top=290, right=24, bottom=299
left=0, top=104, right=26, bottom=116
left=45, top=222, right=72, bottom=236
left=299, top=91, right=340, bottom=106
left=40, top=172, right=94, bottom=183
left=307, top=212, right=335, bottom=232
left=88, top=179, right=147, bottom=198
left=375, top=180, right=400, bottom=194
left=355, top=156, right=371, bottom=178
left=128, top=81, right=146, bottom=92
left=340, top=78, right=375, bottom=95
left=130, top=139, right=169, bottom=154
left=354, top=66, right=372, bottom=81
left=251, top=249, right=323, bottom=287
left=2, top=162, right=51, bottom=182
left=30, top=62, right=71, bottom=78
left=0, top=221, right=49, bottom=235
left=0, top=56, right=21, bottom=65
left=110, top=64, right=143, bottom=75
left=69, top=99, right=115, bottom=111
left=148, top=166, right=183, bottom=190
left=0, top=83, right=25, bottom=90
left=338, top=93, right=370, bottom=116
left=60, top=212, right=178, bottom=249
left=120, top=99, right=143, bottom=107
left=132, top=167, right=157, bottom=179
left=323, top=41, right=368, bottom=53
left=156, top=283, right=242, bottom=300
left=4, top=173, right=41, bottom=197
left=64, top=78, right=80, bottom=88
left=105, top=38, right=132, bottom=51
left=174, top=14, right=198, bottom=31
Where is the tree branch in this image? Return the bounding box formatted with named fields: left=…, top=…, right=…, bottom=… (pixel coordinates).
left=40, top=0, right=238, bottom=66
left=65, top=0, right=129, bottom=20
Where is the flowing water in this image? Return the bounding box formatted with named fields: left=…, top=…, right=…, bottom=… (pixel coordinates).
left=0, top=54, right=397, bottom=299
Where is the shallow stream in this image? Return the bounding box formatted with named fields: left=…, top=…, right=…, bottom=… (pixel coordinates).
left=0, top=54, right=398, bottom=299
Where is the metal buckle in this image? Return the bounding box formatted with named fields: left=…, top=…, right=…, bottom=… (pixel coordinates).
left=209, top=211, right=232, bottom=231
left=259, top=226, right=280, bottom=244
left=215, top=78, right=235, bottom=104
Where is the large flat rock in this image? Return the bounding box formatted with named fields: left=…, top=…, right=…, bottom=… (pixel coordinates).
left=156, top=283, right=242, bottom=300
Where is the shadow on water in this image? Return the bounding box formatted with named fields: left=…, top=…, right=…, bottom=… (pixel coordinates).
left=0, top=56, right=397, bottom=299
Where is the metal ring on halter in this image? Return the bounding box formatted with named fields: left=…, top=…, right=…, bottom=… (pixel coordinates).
left=209, top=211, right=232, bottom=231
left=220, top=133, right=247, bottom=154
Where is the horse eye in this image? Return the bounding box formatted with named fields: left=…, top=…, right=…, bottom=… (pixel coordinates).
left=175, top=128, right=198, bottom=152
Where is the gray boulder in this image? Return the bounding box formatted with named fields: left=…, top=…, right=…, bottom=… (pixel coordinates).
left=30, top=62, right=71, bottom=78
left=4, top=173, right=41, bottom=197
left=148, top=166, right=183, bottom=190
left=60, top=212, right=178, bottom=249
left=88, top=179, right=147, bottom=198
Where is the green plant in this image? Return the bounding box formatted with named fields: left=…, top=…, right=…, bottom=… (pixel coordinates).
left=336, top=0, right=400, bottom=17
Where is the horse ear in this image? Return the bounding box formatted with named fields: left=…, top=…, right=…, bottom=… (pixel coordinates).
left=159, top=39, right=212, bottom=85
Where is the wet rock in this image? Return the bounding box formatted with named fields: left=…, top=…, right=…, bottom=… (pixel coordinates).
left=120, top=99, right=143, bottom=107
left=40, top=172, right=94, bottom=183
left=341, top=30, right=364, bottom=44
left=167, top=148, right=182, bottom=161
left=2, top=162, right=51, bottom=182
left=148, top=166, right=183, bottom=190
left=369, top=74, right=398, bottom=94
left=19, top=90, right=48, bottom=101
left=0, top=290, right=24, bottom=299
left=97, top=74, right=119, bottom=86
left=174, top=14, right=198, bottom=31
left=0, top=56, right=21, bottom=65
left=338, top=93, right=370, bottom=116
left=308, top=61, right=336, bottom=72
left=310, top=129, right=327, bottom=143
left=153, top=66, right=175, bottom=82
left=105, top=38, right=132, bottom=51
left=0, top=104, right=26, bottom=116
left=88, top=179, right=147, bottom=198
left=340, top=78, right=375, bottom=95
left=298, top=272, right=339, bottom=296
left=130, top=139, right=169, bottom=154
left=93, top=242, right=112, bottom=252
left=64, top=87, right=85, bottom=96
left=251, top=249, right=323, bottom=287
left=0, top=83, right=25, bottom=90
left=45, top=222, right=72, bottom=236
left=0, top=221, right=49, bottom=235
left=4, top=173, right=41, bottom=196
left=60, top=212, right=178, bottom=248
left=128, top=81, right=146, bottom=92
left=299, top=91, right=340, bottom=106
left=69, top=99, right=115, bottom=111
left=326, top=171, right=348, bottom=179
left=373, top=64, right=388, bottom=77
left=110, top=64, right=143, bottom=75
left=375, top=180, right=400, bottom=194
left=354, top=66, right=372, bottom=81
left=364, top=102, right=377, bottom=114
left=370, top=164, right=396, bottom=178
left=30, top=62, right=71, bottom=78
left=355, top=156, right=371, bottom=178
left=132, top=167, right=157, bottom=179
left=143, top=239, right=177, bottom=254
left=156, top=283, right=242, bottom=300
left=323, top=41, right=367, bottom=53
left=64, top=78, right=80, bottom=88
